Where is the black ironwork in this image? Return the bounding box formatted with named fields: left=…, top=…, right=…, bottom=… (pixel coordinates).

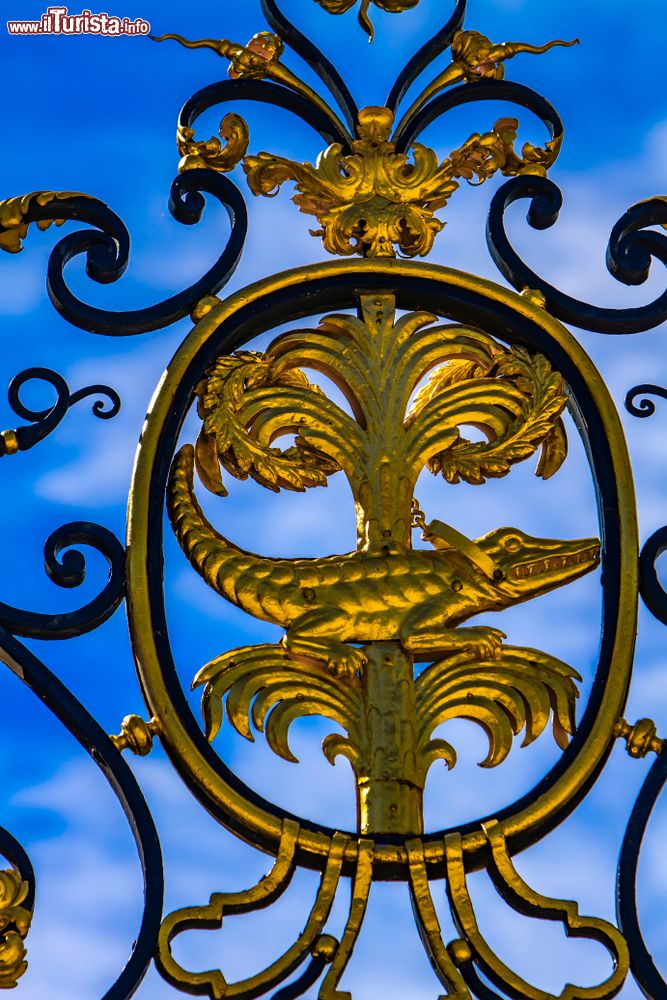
left=3, top=0, right=667, bottom=996
left=487, top=177, right=667, bottom=334
left=617, top=749, right=667, bottom=999
left=2, top=367, right=120, bottom=454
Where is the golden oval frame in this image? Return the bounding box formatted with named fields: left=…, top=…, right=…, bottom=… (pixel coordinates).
left=127, top=259, right=638, bottom=878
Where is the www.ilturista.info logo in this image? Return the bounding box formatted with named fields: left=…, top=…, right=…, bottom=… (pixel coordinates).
left=7, top=6, right=150, bottom=35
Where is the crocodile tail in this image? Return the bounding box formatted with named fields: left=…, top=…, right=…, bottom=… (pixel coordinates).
left=168, top=444, right=269, bottom=608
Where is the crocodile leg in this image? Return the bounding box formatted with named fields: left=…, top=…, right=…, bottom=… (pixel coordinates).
left=400, top=600, right=506, bottom=661
left=283, top=609, right=367, bottom=680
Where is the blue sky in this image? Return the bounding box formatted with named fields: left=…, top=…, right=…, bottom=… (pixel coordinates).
left=2, top=0, right=667, bottom=996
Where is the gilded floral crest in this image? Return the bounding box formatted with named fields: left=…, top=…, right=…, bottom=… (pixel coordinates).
left=244, top=107, right=559, bottom=258
left=314, top=0, right=420, bottom=39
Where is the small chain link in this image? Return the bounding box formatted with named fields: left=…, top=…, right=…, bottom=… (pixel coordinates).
left=411, top=497, right=427, bottom=531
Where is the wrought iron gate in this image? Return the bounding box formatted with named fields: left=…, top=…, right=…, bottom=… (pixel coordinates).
left=1, top=0, right=667, bottom=996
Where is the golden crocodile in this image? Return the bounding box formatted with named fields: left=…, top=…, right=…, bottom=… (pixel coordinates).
left=169, top=446, right=600, bottom=677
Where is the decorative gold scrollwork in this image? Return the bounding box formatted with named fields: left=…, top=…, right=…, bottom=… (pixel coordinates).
left=0, top=192, right=88, bottom=254
left=244, top=109, right=560, bottom=258
left=445, top=821, right=630, bottom=999
left=397, top=32, right=578, bottom=131
left=407, top=838, right=470, bottom=998
left=319, top=839, right=374, bottom=999
left=177, top=114, right=250, bottom=174
left=156, top=822, right=348, bottom=997
left=128, top=259, right=637, bottom=876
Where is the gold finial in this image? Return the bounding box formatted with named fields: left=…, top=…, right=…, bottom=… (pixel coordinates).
left=615, top=718, right=664, bottom=759
left=521, top=287, right=548, bottom=309
left=110, top=715, right=159, bottom=757
left=1, top=431, right=19, bottom=456
left=448, top=938, right=473, bottom=967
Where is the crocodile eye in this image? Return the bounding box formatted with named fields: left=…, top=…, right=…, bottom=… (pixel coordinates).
left=503, top=534, right=521, bottom=553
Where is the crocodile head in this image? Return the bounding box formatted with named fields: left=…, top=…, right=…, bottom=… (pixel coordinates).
left=471, top=526, right=600, bottom=607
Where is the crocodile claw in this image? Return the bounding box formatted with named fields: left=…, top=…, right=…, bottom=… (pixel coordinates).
left=460, top=626, right=507, bottom=662
left=327, top=647, right=367, bottom=680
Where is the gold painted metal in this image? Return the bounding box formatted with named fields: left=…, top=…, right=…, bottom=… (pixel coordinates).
left=152, top=32, right=352, bottom=145
left=615, top=717, right=665, bottom=759
left=168, top=291, right=593, bottom=835
left=319, top=839, right=373, bottom=998
left=314, top=0, right=419, bottom=41
left=110, top=715, right=159, bottom=757
left=156, top=820, right=347, bottom=997
left=0, top=869, right=31, bottom=989
left=176, top=114, right=249, bottom=174
left=153, top=32, right=577, bottom=254
left=396, top=31, right=579, bottom=135
left=0, top=432, right=19, bottom=457
left=407, top=838, right=470, bottom=998
left=244, top=108, right=559, bottom=258
left=0, top=192, right=89, bottom=254
left=446, top=821, right=630, bottom=998
left=521, top=286, right=548, bottom=309
left=191, top=294, right=223, bottom=322
left=126, top=259, right=638, bottom=875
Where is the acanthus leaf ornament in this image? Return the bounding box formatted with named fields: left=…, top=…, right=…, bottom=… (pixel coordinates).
left=153, top=23, right=573, bottom=257
left=0, top=191, right=90, bottom=253
left=244, top=109, right=560, bottom=258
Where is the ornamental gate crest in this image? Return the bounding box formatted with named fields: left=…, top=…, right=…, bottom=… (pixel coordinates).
left=1, top=2, right=667, bottom=997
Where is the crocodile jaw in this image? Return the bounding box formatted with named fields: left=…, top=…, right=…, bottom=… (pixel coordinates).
left=475, top=527, right=601, bottom=603
left=510, top=542, right=600, bottom=582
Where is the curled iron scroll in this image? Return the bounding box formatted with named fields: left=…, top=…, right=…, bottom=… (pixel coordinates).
left=625, top=384, right=667, bottom=418
left=0, top=627, right=164, bottom=999
left=386, top=0, right=467, bottom=112
left=2, top=367, right=120, bottom=455
left=486, top=176, right=667, bottom=334
left=617, top=749, right=667, bottom=998
left=0, top=522, right=126, bottom=641
left=393, top=77, right=562, bottom=153
left=261, top=0, right=359, bottom=130
left=44, top=172, right=247, bottom=336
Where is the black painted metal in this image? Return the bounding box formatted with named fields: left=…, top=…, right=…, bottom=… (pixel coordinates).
left=386, top=0, right=467, bottom=113
left=626, top=384, right=667, bottom=418
left=0, top=825, right=35, bottom=916
left=638, top=528, right=667, bottom=628
left=487, top=177, right=667, bottom=334
left=461, top=962, right=506, bottom=1000
left=617, top=751, right=667, bottom=998
left=179, top=78, right=353, bottom=150
left=43, top=172, right=247, bottom=335
left=270, top=954, right=329, bottom=1000
left=0, top=628, right=164, bottom=999
left=2, top=367, right=120, bottom=455
left=0, top=522, right=125, bottom=640
left=393, top=77, right=562, bottom=152
left=261, top=0, right=359, bottom=131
